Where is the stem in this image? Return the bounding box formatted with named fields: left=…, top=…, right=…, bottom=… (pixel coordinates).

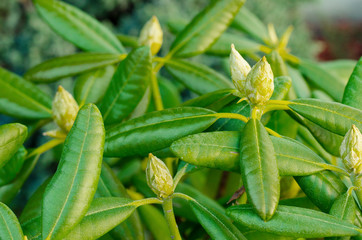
left=162, top=197, right=182, bottom=240
left=26, top=138, right=64, bottom=159
left=213, top=112, right=248, bottom=123
left=263, top=104, right=290, bottom=113
left=265, top=127, right=282, bottom=138
left=322, top=164, right=350, bottom=177
left=131, top=197, right=163, bottom=207
left=172, top=192, right=195, bottom=202
left=173, top=163, right=189, bottom=191
left=150, top=71, right=164, bottom=110
left=267, top=100, right=291, bottom=105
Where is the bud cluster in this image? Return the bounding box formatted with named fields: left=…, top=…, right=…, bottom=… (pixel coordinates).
left=340, top=125, right=362, bottom=174
left=229, top=45, right=274, bottom=106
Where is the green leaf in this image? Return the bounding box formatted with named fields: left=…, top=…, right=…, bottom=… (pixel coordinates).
left=240, top=119, right=279, bottom=220
left=0, top=67, right=52, bottom=119
left=288, top=99, right=362, bottom=136
left=343, top=57, right=362, bottom=110
left=0, top=146, right=27, bottom=186
left=0, top=123, right=27, bottom=169
left=0, top=202, right=24, bottom=240
left=99, top=46, right=152, bottom=125
left=0, top=154, right=40, bottom=204
left=271, top=76, right=292, bottom=100
left=320, top=59, right=357, bottom=84
left=148, top=77, right=181, bottom=112
left=116, top=34, right=139, bottom=48
left=104, top=107, right=217, bottom=157
left=165, top=59, right=233, bottom=95
left=63, top=198, right=137, bottom=240
left=266, top=51, right=288, bottom=77
left=329, top=190, right=357, bottom=225
left=182, top=89, right=236, bottom=111
left=231, top=7, right=269, bottom=42
left=227, top=204, right=361, bottom=238
left=287, top=65, right=311, bottom=98
left=74, top=65, right=116, bottom=106
left=137, top=205, right=171, bottom=240
left=298, top=59, right=345, bottom=101
left=170, top=0, right=245, bottom=57
left=25, top=53, right=121, bottom=83
left=295, top=171, right=347, bottom=213
left=33, top=0, right=125, bottom=53
left=189, top=200, right=246, bottom=240
left=95, top=163, right=144, bottom=240
left=42, top=104, right=105, bottom=240
left=171, top=131, right=335, bottom=176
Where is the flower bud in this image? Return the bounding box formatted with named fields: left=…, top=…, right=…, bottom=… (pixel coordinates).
left=230, top=44, right=251, bottom=97
left=139, top=16, right=163, bottom=55
left=340, top=125, right=362, bottom=173
left=245, top=56, right=274, bottom=105
left=146, top=153, right=173, bottom=198
left=52, top=86, right=79, bottom=132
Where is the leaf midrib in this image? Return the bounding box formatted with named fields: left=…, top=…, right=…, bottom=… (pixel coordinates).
left=0, top=210, right=13, bottom=240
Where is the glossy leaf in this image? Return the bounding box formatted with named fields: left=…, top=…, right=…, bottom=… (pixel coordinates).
left=231, top=7, right=269, bottom=42
left=165, top=59, right=233, bottom=95
left=116, top=34, right=139, bottom=48
left=0, top=146, right=27, bottom=186
left=239, top=119, right=279, bottom=220
left=321, top=59, right=357, bottom=83
left=271, top=76, right=292, bottom=100
left=34, top=0, right=125, bottom=53
left=289, top=98, right=362, bottom=136
left=170, top=0, right=245, bottom=57
left=0, top=202, right=24, bottom=240
left=189, top=200, right=246, bottom=240
left=227, top=204, right=361, bottom=238
left=0, top=154, right=40, bottom=204
left=74, top=65, right=116, bottom=106
left=171, top=131, right=334, bottom=176
left=0, top=67, right=52, bottom=119
left=99, top=46, right=152, bottom=125
left=95, top=163, right=143, bottom=240
left=25, top=53, right=121, bottom=83
left=42, top=104, right=105, bottom=240
left=343, top=57, right=362, bottom=110
left=0, top=123, right=27, bottom=168
left=104, top=107, right=217, bottom=157
left=295, top=171, right=347, bottom=213
left=329, top=191, right=357, bottom=225
left=63, top=198, right=137, bottom=240
left=298, top=59, right=345, bottom=101
left=182, top=89, right=236, bottom=111
left=287, top=65, right=311, bottom=98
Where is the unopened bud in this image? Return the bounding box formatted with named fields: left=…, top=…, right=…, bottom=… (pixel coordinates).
left=139, top=16, right=163, bottom=55
left=245, top=56, right=274, bottom=105
left=146, top=153, right=173, bottom=198
left=230, top=44, right=251, bottom=97
left=340, top=125, right=362, bottom=173
left=52, top=86, right=79, bottom=132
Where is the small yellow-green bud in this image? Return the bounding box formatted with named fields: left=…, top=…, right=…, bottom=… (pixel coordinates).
left=52, top=86, right=79, bottom=132
left=230, top=44, right=251, bottom=97
left=340, top=125, right=362, bottom=173
left=245, top=56, right=274, bottom=105
left=139, top=16, right=163, bottom=55
left=146, top=153, right=173, bottom=198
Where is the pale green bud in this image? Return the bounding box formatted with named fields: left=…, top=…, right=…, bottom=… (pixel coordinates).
left=139, top=16, right=163, bottom=55
left=146, top=153, right=173, bottom=198
left=340, top=125, right=362, bottom=174
left=245, top=56, right=274, bottom=105
left=52, top=86, right=79, bottom=132
left=230, top=44, right=251, bottom=97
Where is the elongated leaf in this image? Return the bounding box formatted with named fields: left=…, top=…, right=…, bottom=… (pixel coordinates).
left=190, top=200, right=246, bottom=240
left=182, top=89, right=236, bottom=111
left=343, top=57, right=362, bottom=110
left=138, top=205, right=171, bottom=240
left=299, top=59, right=345, bottom=101
left=170, top=0, right=245, bottom=57
left=42, top=104, right=105, bottom=240
left=228, top=204, right=361, bottom=238
left=99, top=46, right=152, bottom=125
left=271, top=76, right=292, bottom=100
left=171, top=131, right=334, bottom=176
left=321, top=59, right=357, bottom=84
left=0, top=67, right=52, bottom=119
left=165, top=59, right=232, bottom=95
left=289, top=99, right=362, bottom=136
left=63, top=198, right=137, bottom=240
left=0, top=202, right=24, bottom=240
left=0, top=123, right=27, bottom=168
left=104, top=107, right=217, bottom=157
left=116, top=34, right=139, bottom=48
left=34, top=0, right=125, bottom=53
left=240, top=119, right=279, bottom=220
left=231, top=7, right=269, bottom=42
left=74, top=65, right=116, bottom=106
left=287, top=65, right=311, bottom=98
left=0, top=146, right=27, bottom=186
left=25, top=53, right=121, bottom=83
left=0, top=154, right=40, bottom=204
left=95, top=163, right=143, bottom=240
left=295, top=171, right=347, bottom=213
